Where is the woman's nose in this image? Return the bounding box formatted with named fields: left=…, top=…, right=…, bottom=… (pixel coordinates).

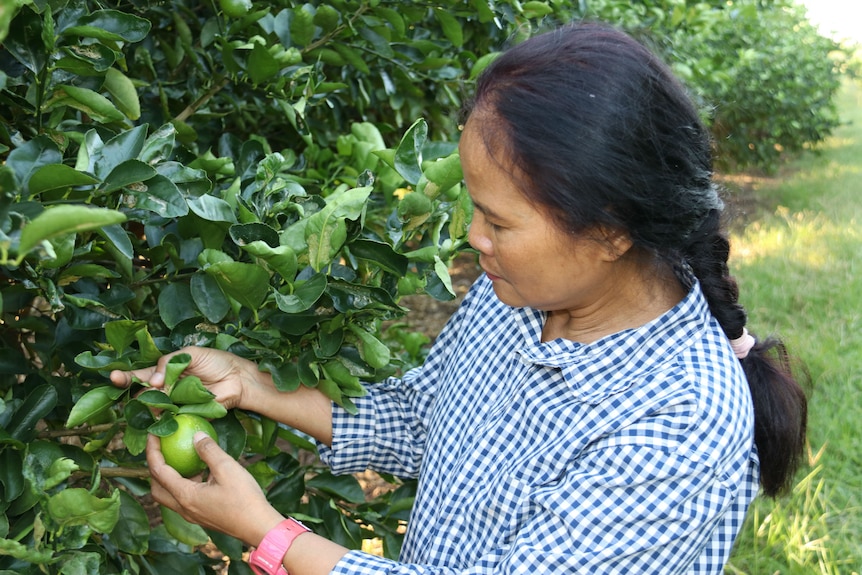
left=467, top=218, right=493, bottom=255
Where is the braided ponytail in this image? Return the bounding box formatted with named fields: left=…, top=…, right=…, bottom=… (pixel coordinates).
left=683, top=210, right=808, bottom=497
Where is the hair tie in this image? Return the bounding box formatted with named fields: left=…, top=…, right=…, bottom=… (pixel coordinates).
left=730, top=327, right=756, bottom=359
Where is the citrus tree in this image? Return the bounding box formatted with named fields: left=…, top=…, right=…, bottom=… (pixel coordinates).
left=0, top=0, right=846, bottom=573
left=0, top=1, right=561, bottom=572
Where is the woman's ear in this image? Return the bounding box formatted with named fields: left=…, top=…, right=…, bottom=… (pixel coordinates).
left=599, top=226, right=634, bottom=261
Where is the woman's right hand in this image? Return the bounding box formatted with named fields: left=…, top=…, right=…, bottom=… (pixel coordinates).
left=110, top=347, right=336, bottom=445
left=109, top=347, right=261, bottom=412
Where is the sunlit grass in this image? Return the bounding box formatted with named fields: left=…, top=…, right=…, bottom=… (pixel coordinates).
left=725, top=79, right=862, bottom=573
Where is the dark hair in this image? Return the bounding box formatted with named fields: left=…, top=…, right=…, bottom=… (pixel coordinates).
left=466, top=22, right=807, bottom=497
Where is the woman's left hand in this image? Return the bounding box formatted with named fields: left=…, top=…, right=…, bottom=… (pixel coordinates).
left=147, top=432, right=285, bottom=547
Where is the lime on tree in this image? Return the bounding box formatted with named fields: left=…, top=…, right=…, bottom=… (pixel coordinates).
left=219, top=0, right=251, bottom=18
left=160, top=414, right=218, bottom=477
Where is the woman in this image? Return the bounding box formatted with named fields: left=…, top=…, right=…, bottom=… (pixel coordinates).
left=112, top=22, right=807, bottom=574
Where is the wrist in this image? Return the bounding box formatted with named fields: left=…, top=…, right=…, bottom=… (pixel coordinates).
left=237, top=359, right=277, bottom=412
left=248, top=517, right=311, bottom=575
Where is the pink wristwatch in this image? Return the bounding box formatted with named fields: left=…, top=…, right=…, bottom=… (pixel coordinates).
left=248, top=517, right=311, bottom=575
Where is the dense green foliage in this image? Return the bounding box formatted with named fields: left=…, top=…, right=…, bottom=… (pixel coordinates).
left=0, top=0, right=848, bottom=572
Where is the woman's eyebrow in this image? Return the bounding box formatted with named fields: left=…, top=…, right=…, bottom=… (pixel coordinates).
left=470, top=197, right=504, bottom=221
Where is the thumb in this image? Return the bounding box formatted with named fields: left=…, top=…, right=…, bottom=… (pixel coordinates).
left=192, top=432, right=233, bottom=470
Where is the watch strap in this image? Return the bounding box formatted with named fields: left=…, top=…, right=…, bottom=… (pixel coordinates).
left=248, top=517, right=311, bottom=575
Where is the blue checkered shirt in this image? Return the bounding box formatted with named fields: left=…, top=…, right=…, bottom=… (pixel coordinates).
left=318, top=275, right=758, bottom=573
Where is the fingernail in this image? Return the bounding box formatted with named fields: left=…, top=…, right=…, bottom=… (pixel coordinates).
left=193, top=431, right=210, bottom=443
left=150, top=372, right=165, bottom=386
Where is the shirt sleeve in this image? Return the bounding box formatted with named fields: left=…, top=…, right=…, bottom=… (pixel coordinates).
left=318, top=284, right=475, bottom=478
left=326, top=444, right=750, bottom=574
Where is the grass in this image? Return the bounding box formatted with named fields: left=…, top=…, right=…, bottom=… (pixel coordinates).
left=725, top=78, right=862, bottom=574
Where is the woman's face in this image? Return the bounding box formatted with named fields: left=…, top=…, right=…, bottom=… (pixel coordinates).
left=460, top=116, right=628, bottom=316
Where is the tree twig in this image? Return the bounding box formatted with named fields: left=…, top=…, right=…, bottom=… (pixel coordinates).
left=38, top=422, right=122, bottom=439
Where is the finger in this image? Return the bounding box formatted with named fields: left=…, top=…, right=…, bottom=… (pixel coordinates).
left=146, top=434, right=184, bottom=488
left=146, top=435, right=183, bottom=508
left=109, top=366, right=157, bottom=388
left=192, top=432, right=238, bottom=476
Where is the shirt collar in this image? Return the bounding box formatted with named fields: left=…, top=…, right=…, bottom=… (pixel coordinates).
left=511, top=281, right=712, bottom=403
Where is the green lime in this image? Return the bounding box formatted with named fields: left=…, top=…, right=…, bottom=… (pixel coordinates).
left=219, top=0, right=252, bottom=18
left=397, top=192, right=433, bottom=220
left=160, top=414, right=218, bottom=477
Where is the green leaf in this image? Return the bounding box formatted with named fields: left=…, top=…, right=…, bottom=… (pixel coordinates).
left=248, top=42, right=280, bottom=84
left=86, top=125, right=147, bottom=178
left=6, top=384, right=58, bottom=442
left=27, top=164, right=100, bottom=196
left=161, top=506, right=209, bottom=546
left=212, top=411, right=247, bottom=459
left=122, top=174, right=188, bottom=217
left=188, top=194, right=238, bottom=223
left=58, top=263, right=120, bottom=285
left=103, top=67, right=141, bottom=120
left=198, top=248, right=234, bottom=266
left=123, top=426, right=148, bottom=455
left=0, top=538, right=53, bottom=564
left=206, top=261, right=270, bottom=311
left=46, top=488, right=121, bottom=532
left=177, top=400, right=228, bottom=419
left=347, top=324, right=390, bottom=369
left=65, top=385, right=124, bottom=429
left=394, top=119, right=428, bottom=185
left=273, top=273, right=327, bottom=313
left=140, top=123, right=177, bottom=165
left=348, top=239, right=407, bottom=276
left=522, top=0, right=553, bottom=18
left=5, top=136, right=61, bottom=197
left=124, top=399, right=157, bottom=431
left=61, top=10, right=151, bottom=43
left=136, top=389, right=178, bottom=413
left=158, top=282, right=200, bottom=329
left=136, top=329, right=163, bottom=364
left=421, top=151, right=463, bottom=199
left=17, top=205, right=126, bottom=257
left=75, top=350, right=133, bottom=372
left=59, top=42, right=117, bottom=73
left=148, top=414, right=180, bottom=437
left=230, top=222, right=279, bottom=247
left=448, top=185, right=473, bottom=240
left=169, top=376, right=216, bottom=405
left=164, top=353, right=193, bottom=389
left=104, top=319, right=148, bottom=356
left=305, top=186, right=372, bottom=271
left=100, top=221, right=134, bottom=259
left=306, top=471, right=366, bottom=504
left=2, top=8, right=46, bottom=75
left=333, top=44, right=370, bottom=74
left=52, top=85, right=125, bottom=123
left=191, top=273, right=231, bottom=323
left=101, top=159, right=158, bottom=193
left=327, top=280, right=403, bottom=314
left=321, top=359, right=367, bottom=398
left=242, top=241, right=297, bottom=280
left=469, top=52, right=500, bottom=80
left=0, top=449, right=24, bottom=501
left=111, top=491, right=150, bottom=554
left=434, top=8, right=463, bottom=47
left=434, top=256, right=455, bottom=297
